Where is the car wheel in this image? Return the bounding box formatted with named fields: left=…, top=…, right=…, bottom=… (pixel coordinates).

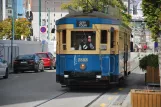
left=35, top=64, right=41, bottom=73
left=41, top=64, right=44, bottom=72
left=54, top=66, right=56, bottom=69
left=50, top=65, right=53, bottom=70
left=14, top=69, right=19, bottom=74
left=3, top=68, right=9, bottom=79
left=34, top=68, right=39, bottom=73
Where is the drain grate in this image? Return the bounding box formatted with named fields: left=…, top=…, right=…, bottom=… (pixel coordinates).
left=113, top=95, right=127, bottom=106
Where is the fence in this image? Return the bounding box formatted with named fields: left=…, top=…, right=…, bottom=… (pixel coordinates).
left=0, top=43, right=19, bottom=65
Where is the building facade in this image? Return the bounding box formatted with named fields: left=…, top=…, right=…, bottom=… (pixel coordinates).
left=123, top=0, right=153, bottom=51
left=30, top=0, right=70, bottom=42
left=0, top=0, right=25, bottom=21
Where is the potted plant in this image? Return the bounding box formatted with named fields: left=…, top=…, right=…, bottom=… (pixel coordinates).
left=131, top=89, right=161, bottom=107
left=139, top=54, right=160, bottom=85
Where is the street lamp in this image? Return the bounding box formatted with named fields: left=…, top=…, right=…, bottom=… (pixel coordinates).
left=10, top=0, right=15, bottom=69
left=45, top=0, right=50, bottom=41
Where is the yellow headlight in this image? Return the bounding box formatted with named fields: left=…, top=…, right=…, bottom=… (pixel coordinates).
left=80, top=63, right=86, bottom=70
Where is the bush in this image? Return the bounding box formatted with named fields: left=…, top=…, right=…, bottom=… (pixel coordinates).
left=139, top=54, right=159, bottom=71
left=139, top=55, right=148, bottom=71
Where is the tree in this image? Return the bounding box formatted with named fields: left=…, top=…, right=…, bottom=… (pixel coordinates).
left=142, top=0, right=161, bottom=41
left=142, top=0, right=161, bottom=89
left=0, top=18, right=31, bottom=39
left=15, top=18, right=31, bottom=39
left=61, top=0, right=131, bottom=26
left=0, top=18, right=12, bottom=39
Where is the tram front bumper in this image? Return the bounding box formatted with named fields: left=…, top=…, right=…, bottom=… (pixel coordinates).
left=56, top=71, right=110, bottom=85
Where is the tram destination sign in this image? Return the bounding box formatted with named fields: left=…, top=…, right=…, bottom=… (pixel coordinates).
left=76, top=20, right=90, bottom=27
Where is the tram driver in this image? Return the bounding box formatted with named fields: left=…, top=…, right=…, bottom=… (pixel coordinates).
left=79, top=35, right=95, bottom=50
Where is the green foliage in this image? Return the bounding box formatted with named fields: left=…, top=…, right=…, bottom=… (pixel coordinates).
left=139, top=54, right=159, bottom=71
left=0, top=18, right=31, bottom=39
left=61, top=0, right=131, bottom=26
left=0, top=18, right=12, bottom=39
left=139, top=55, right=148, bottom=71
left=142, top=0, right=161, bottom=41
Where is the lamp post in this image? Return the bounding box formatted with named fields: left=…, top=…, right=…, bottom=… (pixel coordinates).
left=45, top=0, right=50, bottom=41
left=128, top=0, right=130, bottom=14
left=11, top=0, right=15, bottom=69
left=47, top=8, right=50, bottom=41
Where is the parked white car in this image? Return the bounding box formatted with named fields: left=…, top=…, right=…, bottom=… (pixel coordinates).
left=0, top=58, right=9, bottom=79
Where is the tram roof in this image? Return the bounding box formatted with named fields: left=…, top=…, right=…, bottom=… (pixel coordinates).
left=56, top=11, right=131, bottom=30
left=56, top=11, right=122, bottom=26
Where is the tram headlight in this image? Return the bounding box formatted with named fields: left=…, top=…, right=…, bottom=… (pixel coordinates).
left=80, top=63, right=86, bottom=70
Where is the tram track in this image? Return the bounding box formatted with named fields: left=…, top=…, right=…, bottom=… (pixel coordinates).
left=34, top=91, right=68, bottom=107
left=85, top=91, right=106, bottom=107
left=34, top=66, right=139, bottom=107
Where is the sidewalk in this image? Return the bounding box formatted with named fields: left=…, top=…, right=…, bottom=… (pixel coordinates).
left=121, top=52, right=160, bottom=107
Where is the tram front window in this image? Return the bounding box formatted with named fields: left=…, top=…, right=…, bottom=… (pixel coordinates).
left=71, top=31, right=96, bottom=50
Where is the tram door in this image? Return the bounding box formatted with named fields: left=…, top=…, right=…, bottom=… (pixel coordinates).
left=124, top=33, right=128, bottom=76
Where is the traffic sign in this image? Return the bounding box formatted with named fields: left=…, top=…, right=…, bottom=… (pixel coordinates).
left=42, top=40, right=46, bottom=44
left=40, top=26, right=47, bottom=33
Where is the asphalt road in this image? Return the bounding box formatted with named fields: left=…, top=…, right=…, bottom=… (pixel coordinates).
left=0, top=69, right=67, bottom=107
left=0, top=58, right=159, bottom=107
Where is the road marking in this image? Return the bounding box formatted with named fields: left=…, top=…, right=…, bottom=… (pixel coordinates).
left=100, top=103, right=106, bottom=107
left=113, top=92, right=118, bottom=94
left=118, top=88, right=123, bottom=91
left=108, top=97, right=113, bottom=101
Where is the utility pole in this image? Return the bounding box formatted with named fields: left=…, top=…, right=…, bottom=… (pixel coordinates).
left=48, top=8, right=50, bottom=41
left=128, top=0, right=130, bottom=14
left=11, top=0, right=15, bottom=69
left=39, top=0, right=41, bottom=41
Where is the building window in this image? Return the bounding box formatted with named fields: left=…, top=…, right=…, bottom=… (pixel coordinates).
left=8, top=16, right=12, bottom=18
left=8, top=10, right=12, bottom=14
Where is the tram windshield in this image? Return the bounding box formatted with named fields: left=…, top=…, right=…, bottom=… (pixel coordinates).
left=71, top=31, right=96, bottom=50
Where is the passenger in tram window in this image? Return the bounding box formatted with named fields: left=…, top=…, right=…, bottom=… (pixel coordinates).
left=87, top=36, right=95, bottom=50
left=79, top=35, right=95, bottom=50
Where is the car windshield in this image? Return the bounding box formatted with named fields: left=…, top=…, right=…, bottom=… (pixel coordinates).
left=36, top=53, right=48, bottom=58
left=17, top=55, right=34, bottom=59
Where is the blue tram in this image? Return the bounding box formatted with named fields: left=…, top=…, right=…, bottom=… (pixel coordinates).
left=56, top=9, right=132, bottom=87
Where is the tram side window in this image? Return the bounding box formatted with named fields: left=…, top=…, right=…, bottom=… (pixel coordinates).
left=111, top=29, right=114, bottom=48
left=71, top=31, right=96, bottom=50
left=62, top=30, right=66, bottom=50
left=100, top=30, right=107, bottom=50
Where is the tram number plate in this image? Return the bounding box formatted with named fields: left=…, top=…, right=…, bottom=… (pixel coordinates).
left=76, top=20, right=90, bottom=27
left=78, top=58, right=88, bottom=62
